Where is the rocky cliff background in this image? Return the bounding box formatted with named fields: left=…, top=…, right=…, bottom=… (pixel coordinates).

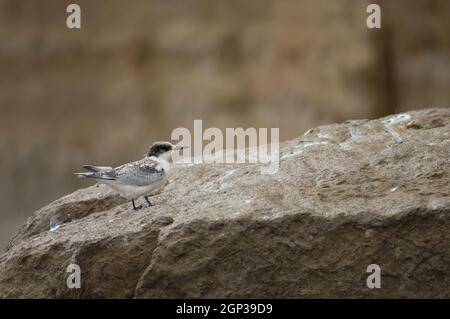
left=1, top=0, right=450, bottom=250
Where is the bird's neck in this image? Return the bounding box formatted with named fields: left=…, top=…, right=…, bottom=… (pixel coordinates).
left=148, top=155, right=171, bottom=172
left=159, top=157, right=171, bottom=173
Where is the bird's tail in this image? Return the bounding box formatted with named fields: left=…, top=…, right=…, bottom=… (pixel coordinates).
left=74, top=168, right=115, bottom=180
left=74, top=171, right=98, bottom=179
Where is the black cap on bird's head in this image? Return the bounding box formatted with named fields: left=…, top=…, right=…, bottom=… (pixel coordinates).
left=147, top=141, right=185, bottom=159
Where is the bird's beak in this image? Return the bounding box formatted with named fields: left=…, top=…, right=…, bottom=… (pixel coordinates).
left=174, top=145, right=188, bottom=151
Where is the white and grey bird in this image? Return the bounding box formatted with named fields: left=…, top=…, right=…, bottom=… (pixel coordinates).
left=74, top=141, right=184, bottom=210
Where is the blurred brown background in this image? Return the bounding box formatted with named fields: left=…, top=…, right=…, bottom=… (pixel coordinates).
left=1, top=0, right=449, bottom=250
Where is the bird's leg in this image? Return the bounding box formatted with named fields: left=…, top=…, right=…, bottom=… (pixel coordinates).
left=144, top=195, right=154, bottom=207
left=132, top=199, right=143, bottom=210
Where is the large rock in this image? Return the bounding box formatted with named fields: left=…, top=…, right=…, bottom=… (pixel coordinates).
left=1, top=108, right=449, bottom=298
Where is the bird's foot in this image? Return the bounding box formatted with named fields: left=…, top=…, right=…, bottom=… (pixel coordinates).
left=144, top=195, right=154, bottom=207
left=132, top=199, right=143, bottom=211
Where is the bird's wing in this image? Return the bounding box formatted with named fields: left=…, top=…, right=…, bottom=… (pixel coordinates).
left=113, top=158, right=165, bottom=186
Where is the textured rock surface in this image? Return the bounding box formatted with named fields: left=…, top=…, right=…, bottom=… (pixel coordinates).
left=1, top=108, right=449, bottom=298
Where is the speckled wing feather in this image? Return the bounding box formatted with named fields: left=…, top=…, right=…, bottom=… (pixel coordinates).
left=112, top=158, right=165, bottom=186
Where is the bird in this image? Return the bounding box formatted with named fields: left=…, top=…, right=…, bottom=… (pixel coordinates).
left=74, top=141, right=185, bottom=210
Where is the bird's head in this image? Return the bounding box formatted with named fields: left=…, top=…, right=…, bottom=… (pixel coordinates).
left=146, top=141, right=185, bottom=162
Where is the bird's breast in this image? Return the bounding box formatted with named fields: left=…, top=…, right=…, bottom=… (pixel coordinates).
left=103, top=178, right=166, bottom=199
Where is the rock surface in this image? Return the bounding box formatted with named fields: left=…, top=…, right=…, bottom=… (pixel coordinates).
left=1, top=108, right=449, bottom=298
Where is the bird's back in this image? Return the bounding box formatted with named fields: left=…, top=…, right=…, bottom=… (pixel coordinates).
left=113, top=157, right=166, bottom=187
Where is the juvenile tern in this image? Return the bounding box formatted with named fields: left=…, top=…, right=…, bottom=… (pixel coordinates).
left=74, top=142, right=184, bottom=210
